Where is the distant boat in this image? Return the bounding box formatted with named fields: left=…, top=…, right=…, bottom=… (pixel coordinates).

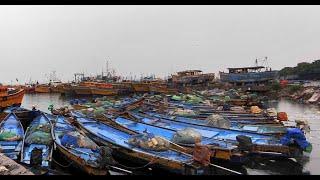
left=168, top=70, right=215, bottom=87
left=35, top=84, right=51, bottom=93
left=219, top=66, right=278, bottom=87
left=0, top=86, right=25, bottom=110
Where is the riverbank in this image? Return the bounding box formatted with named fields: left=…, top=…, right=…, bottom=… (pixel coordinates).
left=266, top=83, right=320, bottom=106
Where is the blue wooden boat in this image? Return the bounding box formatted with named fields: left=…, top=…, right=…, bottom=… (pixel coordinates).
left=219, top=66, right=278, bottom=85
left=70, top=111, right=206, bottom=175
left=116, top=111, right=307, bottom=159
left=51, top=115, right=109, bottom=175
left=142, top=111, right=287, bottom=135
left=21, top=113, right=53, bottom=168
left=95, top=113, right=248, bottom=163
left=0, top=113, right=24, bottom=160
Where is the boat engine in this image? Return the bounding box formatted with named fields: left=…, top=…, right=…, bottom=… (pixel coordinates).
left=236, top=135, right=253, bottom=151
left=30, top=148, right=43, bottom=167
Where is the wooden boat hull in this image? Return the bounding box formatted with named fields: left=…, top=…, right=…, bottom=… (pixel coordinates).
left=73, top=86, right=93, bottom=95
left=54, top=142, right=108, bottom=175
left=72, top=104, right=89, bottom=110
left=0, top=89, right=25, bottom=109
left=61, top=85, right=76, bottom=96
left=149, top=85, right=177, bottom=94
left=71, top=113, right=205, bottom=175
left=51, top=116, right=108, bottom=175
left=91, top=88, right=118, bottom=96
left=128, top=112, right=304, bottom=158
left=0, top=113, right=24, bottom=160
left=21, top=114, right=53, bottom=168
left=51, top=85, right=65, bottom=93
left=24, top=86, right=36, bottom=94
left=132, top=83, right=150, bottom=93
left=35, top=86, right=51, bottom=93
left=98, top=113, right=245, bottom=163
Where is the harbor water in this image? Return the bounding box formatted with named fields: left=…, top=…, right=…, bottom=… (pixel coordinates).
left=20, top=93, right=319, bottom=175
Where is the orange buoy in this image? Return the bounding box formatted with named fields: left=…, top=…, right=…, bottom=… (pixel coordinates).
left=277, top=112, right=288, bottom=121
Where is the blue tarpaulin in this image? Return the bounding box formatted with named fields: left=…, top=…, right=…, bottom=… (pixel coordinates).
left=61, top=134, right=79, bottom=148
left=280, top=128, right=310, bottom=150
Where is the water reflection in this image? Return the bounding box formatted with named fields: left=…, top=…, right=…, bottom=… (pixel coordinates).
left=21, top=93, right=72, bottom=113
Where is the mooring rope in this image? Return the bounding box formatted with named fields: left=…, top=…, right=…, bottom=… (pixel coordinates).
left=52, top=157, right=73, bottom=168
left=112, top=155, right=157, bottom=170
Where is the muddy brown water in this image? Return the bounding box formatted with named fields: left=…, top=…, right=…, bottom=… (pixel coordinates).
left=20, top=94, right=319, bottom=175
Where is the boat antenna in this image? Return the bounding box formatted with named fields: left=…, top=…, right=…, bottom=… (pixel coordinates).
left=255, top=58, right=258, bottom=67
left=106, top=58, right=109, bottom=78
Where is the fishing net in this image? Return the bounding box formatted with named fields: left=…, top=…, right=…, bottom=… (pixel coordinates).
left=27, top=124, right=51, bottom=134
left=102, top=101, right=113, bottom=106
left=0, top=131, right=21, bottom=141
left=101, top=96, right=108, bottom=101
left=222, top=104, right=231, bottom=111
left=206, top=114, right=230, bottom=129
left=171, top=128, right=202, bottom=144
left=169, top=109, right=196, bottom=116
left=240, top=95, right=248, bottom=100
left=185, top=95, right=203, bottom=104
left=128, top=133, right=170, bottom=151
left=248, top=93, right=258, bottom=99
left=25, top=131, right=52, bottom=145
left=25, top=123, right=52, bottom=145
left=171, top=95, right=183, bottom=101
left=93, top=107, right=105, bottom=117
left=266, top=108, right=277, bottom=117
left=224, top=96, right=231, bottom=102
left=60, top=132, right=98, bottom=150
left=95, top=101, right=103, bottom=107
left=250, top=106, right=262, bottom=114
left=225, top=89, right=239, bottom=99
left=230, top=106, right=245, bottom=111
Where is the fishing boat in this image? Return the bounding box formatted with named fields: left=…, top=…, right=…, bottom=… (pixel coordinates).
left=0, top=113, right=24, bottom=160
left=131, top=82, right=151, bottom=93
left=73, top=86, right=93, bottom=96
left=149, top=83, right=177, bottom=94
left=61, top=84, right=76, bottom=96
left=94, top=112, right=247, bottom=163
left=23, top=84, right=36, bottom=94
left=168, top=70, right=215, bottom=88
left=70, top=111, right=206, bottom=175
left=0, top=86, right=25, bottom=110
left=50, top=83, right=65, bottom=93
left=123, top=111, right=309, bottom=159
left=113, top=82, right=134, bottom=95
left=139, top=111, right=287, bottom=136
left=21, top=113, right=53, bottom=168
left=35, top=85, right=51, bottom=93
left=219, top=60, right=278, bottom=88
left=51, top=115, right=109, bottom=175
left=91, top=87, right=118, bottom=96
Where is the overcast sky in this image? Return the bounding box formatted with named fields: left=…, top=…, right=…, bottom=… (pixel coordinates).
left=1, top=5, right=320, bottom=84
